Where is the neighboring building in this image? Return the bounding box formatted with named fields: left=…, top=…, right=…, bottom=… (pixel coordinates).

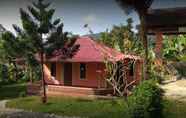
left=28, top=37, right=143, bottom=97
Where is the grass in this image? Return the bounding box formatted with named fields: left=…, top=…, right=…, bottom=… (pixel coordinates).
left=2, top=83, right=186, bottom=118
left=0, top=83, right=26, bottom=100
left=7, top=96, right=128, bottom=118
left=163, top=99, right=186, bottom=118
left=6, top=96, right=186, bottom=118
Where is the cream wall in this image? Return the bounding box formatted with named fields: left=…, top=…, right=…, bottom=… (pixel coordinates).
left=56, top=62, right=64, bottom=84
left=71, top=62, right=106, bottom=88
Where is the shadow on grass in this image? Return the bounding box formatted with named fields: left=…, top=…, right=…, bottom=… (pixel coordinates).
left=0, top=83, right=26, bottom=100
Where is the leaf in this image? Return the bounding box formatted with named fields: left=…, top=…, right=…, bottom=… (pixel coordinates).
left=12, top=24, right=23, bottom=35
left=32, top=2, right=40, bottom=9
left=28, top=6, right=41, bottom=21
left=47, top=9, right=55, bottom=20
left=53, top=19, right=61, bottom=25
left=57, top=23, right=64, bottom=34
left=20, top=8, right=38, bottom=34
left=43, top=2, right=51, bottom=8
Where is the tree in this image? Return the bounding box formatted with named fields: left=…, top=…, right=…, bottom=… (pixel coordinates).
left=161, top=35, right=186, bottom=79
left=105, top=59, right=137, bottom=97
left=115, top=0, right=154, bottom=79
left=163, top=35, right=186, bottom=61
left=12, top=0, right=79, bottom=103
left=100, top=18, right=143, bottom=55
left=0, top=32, right=23, bottom=81
left=0, top=29, right=42, bottom=84
left=100, top=29, right=116, bottom=48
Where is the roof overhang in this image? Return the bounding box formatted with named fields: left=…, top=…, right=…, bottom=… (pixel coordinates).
left=146, top=7, right=186, bottom=35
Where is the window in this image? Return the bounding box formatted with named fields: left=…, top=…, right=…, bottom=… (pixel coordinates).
left=80, top=63, right=86, bottom=79
left=129, top=62, right=134, bottom=76
left=51, top=63, right=56, bottom=77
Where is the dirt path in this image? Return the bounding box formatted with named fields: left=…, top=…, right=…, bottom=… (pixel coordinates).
left=0, top=100, right=8, bottom=109
left=161, top=79, right=186, bottom=101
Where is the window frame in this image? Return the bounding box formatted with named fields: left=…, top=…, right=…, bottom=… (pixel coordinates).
left=129, top=61, right=134, bottom=76
left=80, top=63, right=86, bottom=80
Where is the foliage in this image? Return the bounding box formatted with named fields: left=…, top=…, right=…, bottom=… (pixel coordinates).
left=147, top=48, right=166, bottom=83
left=163, top=35, right=186, bottom=61
left=116, top=0, right=154, bottom=14
left=100, top=18, right=144, bottom=55
left=15, top=0, right=80, bottom=58
left=0, top=0, right=80, bottom=84
left=146, top=35, right=186, bottom=81
left=0, top=64, right=8, bottom=82
left=127, top=80, right=164, bottom=118
left=9, top=0, right=80, bottom=103
left=0, top=83, right=26, bottom=100
left=100, top=29, right=116, bottom=48
left=0, top=32, right=25, bottom=81
left=19, top=91, right=27, bottom=97
left=160, top=35, right=186, bottom=79
left=172, top=62, right=186, bottom=78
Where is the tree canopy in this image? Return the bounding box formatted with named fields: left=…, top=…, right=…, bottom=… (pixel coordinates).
left=1, top=0, right=80, bottom=103
left=100, top=18, right=143, bottom=55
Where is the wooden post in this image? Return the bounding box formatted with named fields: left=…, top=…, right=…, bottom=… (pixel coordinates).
left=41, top=52, right=47, bottom=103
left=139, top=13, right=148, bottom=80
left=154, top=31, right=163, bottom=65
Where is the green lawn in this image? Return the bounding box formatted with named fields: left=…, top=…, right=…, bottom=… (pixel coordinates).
left=0, top=83, right=26, bottom=100
left=163, top=99, right=186, bottom=118
left=7, top=96, right=128, bottom=118
left=2, top=83, right=186, bottom=118
left=6, top=96, right=186, bottom=118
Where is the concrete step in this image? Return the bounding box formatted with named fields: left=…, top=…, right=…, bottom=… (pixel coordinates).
left=47, top=85, right=113, bottom=96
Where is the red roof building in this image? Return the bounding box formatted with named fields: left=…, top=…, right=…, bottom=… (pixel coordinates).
left=28, top=37, right=143, bottom=97
left=48, top=37, right=141, bottom=62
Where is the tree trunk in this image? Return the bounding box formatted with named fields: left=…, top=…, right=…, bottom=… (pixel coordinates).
left=40, top=52, right=47, bottom=103
left=139, top=13, right=148, bottom=80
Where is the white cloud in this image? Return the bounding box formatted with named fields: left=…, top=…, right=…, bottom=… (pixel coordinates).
left=83, top=14, right=99, bottom=24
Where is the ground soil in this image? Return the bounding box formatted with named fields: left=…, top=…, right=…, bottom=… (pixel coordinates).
left=161, top=79, right=186, bottom=101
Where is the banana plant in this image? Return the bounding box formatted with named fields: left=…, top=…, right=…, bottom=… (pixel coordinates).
left=163, top=35, right=186, bottom=61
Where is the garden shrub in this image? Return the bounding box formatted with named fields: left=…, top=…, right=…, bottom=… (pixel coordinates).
left=149, top=72, right=164, bottom=84
left=127, top=80, right=164, bottom=118
left=19, top=91, right=27, bottom=97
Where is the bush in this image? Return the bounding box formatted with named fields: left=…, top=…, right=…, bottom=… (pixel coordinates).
left=149, top=72, right=164, bottom=84
left=127, top=80, right=164, bottom=118
left=0, top=79, right=16, bottom=86
left=19, top=91, right=27, bottom=97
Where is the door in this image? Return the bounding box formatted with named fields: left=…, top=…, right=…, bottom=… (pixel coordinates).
left=64, top=63, right=72, bottom=86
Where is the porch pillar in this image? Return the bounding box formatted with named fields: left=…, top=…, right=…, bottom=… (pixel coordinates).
left=154, top=31, right=163, bottom=65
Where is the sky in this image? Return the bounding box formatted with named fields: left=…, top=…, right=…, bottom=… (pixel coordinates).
left=0, top=0, right=186, bottom=35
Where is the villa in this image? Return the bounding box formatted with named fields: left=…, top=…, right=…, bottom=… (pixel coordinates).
left=28, top=37, right=143, bottom=97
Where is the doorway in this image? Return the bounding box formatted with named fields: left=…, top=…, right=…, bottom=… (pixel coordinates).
left=64, top=63, right=72, bottom=86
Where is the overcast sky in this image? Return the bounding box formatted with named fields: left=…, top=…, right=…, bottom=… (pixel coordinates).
left=0, top=0, right=186, bottom=35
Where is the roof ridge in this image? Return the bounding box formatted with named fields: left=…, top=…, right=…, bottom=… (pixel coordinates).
left=89, top=38, right=102, bottom=53
left=90, top=39, right=117, bottom=60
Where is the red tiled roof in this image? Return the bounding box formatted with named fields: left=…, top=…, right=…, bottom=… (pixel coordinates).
left=48, top=37, right=141, bottom=62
